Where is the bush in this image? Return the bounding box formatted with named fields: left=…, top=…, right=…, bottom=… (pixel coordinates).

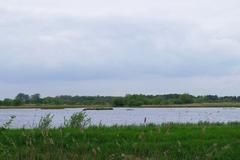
left=64, top=112, right=91, bottom=128
left=38, top=113, right=54, bottom=129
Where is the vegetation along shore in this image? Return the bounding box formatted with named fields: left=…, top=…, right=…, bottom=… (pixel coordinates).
left=2, top=93, right=240, bottom=108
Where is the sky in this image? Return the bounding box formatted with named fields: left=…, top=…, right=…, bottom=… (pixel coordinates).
left=1, top=0, right=240, bottom=98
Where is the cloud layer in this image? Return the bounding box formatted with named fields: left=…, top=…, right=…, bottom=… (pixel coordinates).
left=1, top=0, right=240, bottom=98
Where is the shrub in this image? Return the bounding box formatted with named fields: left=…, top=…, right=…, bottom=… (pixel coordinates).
left=64, top=112, right=91, bottom=128
left=38, top=113, right=54, bottom=129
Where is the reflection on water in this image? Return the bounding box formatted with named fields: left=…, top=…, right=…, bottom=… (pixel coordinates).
left=0, top=107, right=240, bottom=128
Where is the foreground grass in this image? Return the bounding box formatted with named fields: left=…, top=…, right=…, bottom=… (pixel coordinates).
left=0, top=123, right=240, bottom=160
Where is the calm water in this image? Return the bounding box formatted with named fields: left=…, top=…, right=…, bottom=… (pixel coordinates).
left=0, top=108, right=240, bottom=128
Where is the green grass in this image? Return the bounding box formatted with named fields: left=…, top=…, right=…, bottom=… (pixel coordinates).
left=0, top=123, right=240, bottom=160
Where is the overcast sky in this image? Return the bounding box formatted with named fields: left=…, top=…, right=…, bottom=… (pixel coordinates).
left=1, top=0, right=240, bottom=98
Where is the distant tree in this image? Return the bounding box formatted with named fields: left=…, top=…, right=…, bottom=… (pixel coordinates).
left=152, top=97, right=163, bottom=105
left=204, top=95, right=218, bottom=102
left=221, top=96, right=237, bottom=102
left=2, top=93, right=240, bottom=107
left=113, top=98, right=125, bottom=107
left=42, top=97, right=54, bottom=104
left=53, top=98, right=64, bottom=105
left=127, top=100, right=143, bottom=107
left=2, top=99, right=13, bottom=106
left=237, top=96, right=240, bottom=102
left=30, top=94, right=41, bottom=104
left=12, top=99, right=22, bottom=106
left=15, top=93, right=30, bottom=103
left=180, top=94, right=194, bottom=104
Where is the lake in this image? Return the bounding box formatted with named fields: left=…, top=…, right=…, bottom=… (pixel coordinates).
left=0, top=107, right=240, bottom=128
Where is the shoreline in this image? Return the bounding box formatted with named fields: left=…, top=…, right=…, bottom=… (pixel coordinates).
left=1, top=102, right=240, bottom=109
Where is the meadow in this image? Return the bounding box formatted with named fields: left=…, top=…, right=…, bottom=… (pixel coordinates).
left=0, top=122, right=240, bottom=160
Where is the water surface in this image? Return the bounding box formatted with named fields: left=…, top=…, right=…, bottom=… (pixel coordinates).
left=0, top=107, right=240, bottom=128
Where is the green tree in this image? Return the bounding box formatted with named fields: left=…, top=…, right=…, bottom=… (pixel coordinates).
left=12, top=99, right=22, bottom=106
left=30, top=94, right=41, bottom=104
left=180, top=94, right=194, bottom=104
left=15, top=93, right=30, bottom=103
left=2, top=99, right=13, bottom=106
left=113, top=98, right=125, bottom=107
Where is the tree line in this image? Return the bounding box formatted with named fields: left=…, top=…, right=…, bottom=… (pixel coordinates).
left=1, top=93, right=240, bottom=107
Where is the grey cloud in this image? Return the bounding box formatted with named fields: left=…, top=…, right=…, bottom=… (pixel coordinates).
left=1, top=0, right=240, bottom=97
left=1, top=16, right=240, bottom=82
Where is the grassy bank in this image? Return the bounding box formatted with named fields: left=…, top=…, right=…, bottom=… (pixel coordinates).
left=0, top=123, right=240, bottom=160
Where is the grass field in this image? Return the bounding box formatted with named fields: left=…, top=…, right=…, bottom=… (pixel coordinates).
left=0, top=123, right=240, bottom=160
